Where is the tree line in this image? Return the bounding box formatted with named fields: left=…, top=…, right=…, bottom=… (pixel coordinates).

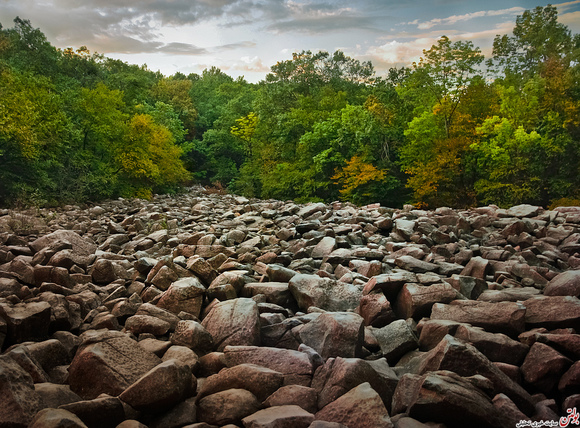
left=1, top=5, right=579, bottom=208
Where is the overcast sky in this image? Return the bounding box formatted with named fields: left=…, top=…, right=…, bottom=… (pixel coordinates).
left=1, top=0, right=579, bottom=82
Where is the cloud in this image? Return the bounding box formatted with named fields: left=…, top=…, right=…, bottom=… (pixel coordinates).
left=411, top=6, right=524, bottom=30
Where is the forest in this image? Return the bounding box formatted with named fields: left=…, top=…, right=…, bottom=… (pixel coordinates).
left=0, top=5, right=579, bottom=209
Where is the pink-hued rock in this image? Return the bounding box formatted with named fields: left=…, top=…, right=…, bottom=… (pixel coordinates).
left=392, top=371, right=503, bottom=428
left=523, top=295, right=580, bottom=330
left=197, top=388, right=260, bottom=426
left=0, top=355, right=42, bottom=427
left=224, top=345, right=313, bottom=386
left=395, top=282, right=461, bottom=319
left=416, top=334, right=535, bottom=415
left=311, top=357, right=398, bottom=411
left=242, top=405, right=315, bottom=428
left=68, top=330, right=161, bottom=399
left=454, top=324, right=529, bottom=365
left=357, top=292, right=395, bottom=328
left=119, top=359, right=194, bottom=412
left=298, top=312, right=364, bottom=359
left=315, top=382, right=394, bottom=428
left=430, top=300, right=526, bottom=337
left=28, top=408, right=88, bottom=428
left=170, top=320, right=214, bottom=354
left=201, top=298, right=261, bottom=351
left=521, top=342, right=572, bottom=393
left=197, top=363, right=284, bottom=402
left=544, top=270, right=580, bottom=297
left=263, top=385, right=318, bottom=414
left=156, top=277, right=206, bottom=318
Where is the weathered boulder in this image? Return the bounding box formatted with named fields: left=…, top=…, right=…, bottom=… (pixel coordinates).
left=263, top=385, right=318, bottom=414
left=392, top=371, right=503, bottom=428
left=119, top=359, right=194, bottom=412
left=201, top=298, right=261, bottom=351
left=298, top=312, right=364, bottom=359
left=156, top=277, right=206, bottom=318
left=0, top=301, right=52, bottom=346
left=523, top=295, right=580, bottom=330
left=315, top=382, right=394, bottom=428
left=28, top=408, right=88, bottom=428
left=289, top=274, right=362, bottom=312
left=68, top=330, right=162, bottom=399
left=430, top=300, right=526, bottom=337
left=224, top=345, right=313, bottom=386
left=170, top=319, right=214, bottom=354
left=197, top=388, right=261, bottom=426
left=521, top=342, right=572, bottom=394
left=0, top=355, right=42, bottom=427
left=545, top=270, right=580, bottom=297
left=371, top=320, right=419, bottom=364
left=197, top=363, right=284, bottom=402
left=242, top=405, right=315, bottom=428
left=396, top=282, right=461, bottom=319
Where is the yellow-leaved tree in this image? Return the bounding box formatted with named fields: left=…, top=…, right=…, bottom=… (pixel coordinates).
left=332, top=155, right=386, bottom=205
left=116, top=113, right=190, bottom=198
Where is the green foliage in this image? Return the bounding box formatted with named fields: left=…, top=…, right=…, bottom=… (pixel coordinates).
left=0, top=6, right=578, bottom=209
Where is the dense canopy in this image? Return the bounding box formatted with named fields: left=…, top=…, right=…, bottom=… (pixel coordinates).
left=0, top=5, right=579, bottom=208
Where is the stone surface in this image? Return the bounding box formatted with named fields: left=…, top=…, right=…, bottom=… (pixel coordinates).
left=197, top=363, right=284, bottom=402
left=372, top=319, right=419, bottom=364
left=0, top=355, right=42, bottom=427
left=118, top=359, right=194, bottom=412
left=68, top=330, right=162, bottom=399
left=197, top=388, right=261, bottom=426
left=298, top=312, right=364, bottom=359
left=263, top=385, right=318, bottom=414
left=289, top=274, right=362, bottom=312
left=28, top=408, right=88, bottom=428
left=201, top=298, right=261, bottom=351
left=156, top=277, right=206, bottom=318
left=242, top=405, right=315, bottom=428
left=315, top=382, right=394, bottom=428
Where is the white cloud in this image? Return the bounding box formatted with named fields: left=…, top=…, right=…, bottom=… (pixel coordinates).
left=412, top=6, right=524, bottom=30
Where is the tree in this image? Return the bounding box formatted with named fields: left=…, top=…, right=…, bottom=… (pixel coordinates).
left=490, top=5, right=574, bottom=79
left=411, top=36, right=484, bottom=138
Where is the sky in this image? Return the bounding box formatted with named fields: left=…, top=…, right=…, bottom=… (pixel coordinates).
left=1, top=0, right=579, bottom=82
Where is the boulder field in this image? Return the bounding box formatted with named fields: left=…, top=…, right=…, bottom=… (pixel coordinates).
left=1, top=187, right=580, bottom=428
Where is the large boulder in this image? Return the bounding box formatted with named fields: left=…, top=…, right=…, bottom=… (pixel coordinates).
left=545, top=270, right=580, bottom=297
left=298, top=312, right=364, bottom=359
left=315, top=382, right=394, bottom=428
left=156, top=277, right=206, bottom=318
left=0, top=301, right=52, bottom=347
left=242, top=405, right=315, bottom=428
left=0, top=355, right=42, bottom=427
left=289, top=274, right=362, bottom=312
left=201, top=298, right=261, bottom=351
left=68, top=330, right=162, bottom=399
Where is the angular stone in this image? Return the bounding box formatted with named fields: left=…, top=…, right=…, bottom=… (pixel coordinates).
left=59, top=395, right=125, bottom=428
left=372, top=319, right=419, bottom=364
left=0, top=355, right=42, bottom=427
left=68, top=330, right=162, bottom=399
left=417, top=319, right=463, bottom=351
left=119, top=359, right=193, bottom=412
left=394, top=256, right=439, bottom=274
left=30, top=230, right=97, bottom=256
left=28, top=408, right=88, bottom=428
left=416, top=335, right=535, bottom=415
left=396, top=282, right=461, bottom=319
left=298, top=312, right=364, bottom=359
left=454, top=324, right=529, bottom=365
left=135, top=303, right=181, bottom=330
left=156, top=277, right=206, bottom=318
left=477, top=287, right=540, bottom=303
left=315, top=382, right=393, bottom=428
left=357, top=292, right=395, bottom=328
left=170, top=320, right=214, bottom=354
left=523, top=295, right=580, bottom=330
left=124, top=315, right=171, bottom=336
left=362, top=271, right=417, bottom=300
left=460, top=256, right=490, bottom=280
left=243, top=282, right=297, bottom=308
left=521, top=342, right=572, bottom=393
left=545, top=270, right=580, bottom=297
left=35, top=382, right=81, bottom=409
left=393, top=371, right=502, bottom=428
left=197, top=388, right=260, bottom=426
left=263, top=385, right=318, bottom=414
left=224, top=345, right=313, bottom=386
left=197, top=363, right=284, bottom=402
left=445, top=274, right=488, bottom=300
left=201, top=298, right=261, bottom=351
left=312, top=357, right=398, bottom=411
left=289, top=274, right=362, bottom=312
left=0, top=301, right=52, bottom=346
left=162, top=345, right=199, bottom=372
left=242, top=405, right=315, bottom=428
left=430, top=300, right=526, bottom=337
left=311, top=237, right=337, bottom=259
left=147, top=397, right=197, bottom=428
